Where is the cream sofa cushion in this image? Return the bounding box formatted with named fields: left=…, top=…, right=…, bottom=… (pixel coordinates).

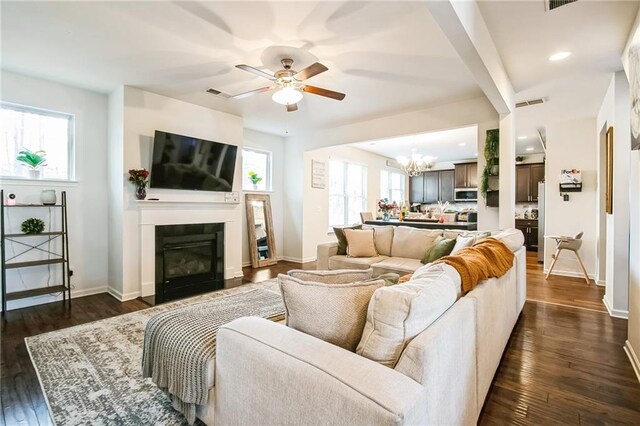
left=371, top=257, right=424, bottom=275
left=356, top=263, right=457, bottom=367
left=363, top=225, right=394, bottom=256
left=491, top=228, right=525, bottom=252
left=279, top=274, right=384, bottom=351
left=391, top=226, right=442, bottom=260
left=450, top=234, right=475, bottom=254
left=329, top=255, right=388, bottom=270
left=344, top=229, right=378, bottom=257
left=288, top=269, right=374, bottom=284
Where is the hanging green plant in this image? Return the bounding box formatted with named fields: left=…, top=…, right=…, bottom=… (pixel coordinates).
left=21, top=218, right=45, bottom=234
left=481, top=129, right=499, bottom=203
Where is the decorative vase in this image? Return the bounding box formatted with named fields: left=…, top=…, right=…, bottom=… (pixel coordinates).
left=41, top=189, right=57, bottom=205
left=135, top=184, right=147, bottom=200
left=252, top=183, right=258, bottom=191
left=382, top=211, right=390, bottom=222
left=28, top=169, right=41, bottom=179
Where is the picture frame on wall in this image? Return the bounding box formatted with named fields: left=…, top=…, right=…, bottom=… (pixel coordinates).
left=630, top=45, right=640, bottom=150
left=311, top=160, right=326, bottom=189
left=606, top=126, right=614, bottom=214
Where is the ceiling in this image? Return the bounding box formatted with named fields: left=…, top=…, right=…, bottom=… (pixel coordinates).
left=1, top=1, right=483, bottom=136
left=479, top=0, right=640, bottom=142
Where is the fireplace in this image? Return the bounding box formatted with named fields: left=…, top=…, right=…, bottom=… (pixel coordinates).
left=155, top=223, right=224, bottom=303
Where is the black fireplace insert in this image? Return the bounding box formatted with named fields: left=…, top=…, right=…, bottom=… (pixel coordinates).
left=155, top=223, right=224, bottom=303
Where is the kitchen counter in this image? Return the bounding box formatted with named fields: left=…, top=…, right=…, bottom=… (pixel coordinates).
left=365, top=220, right=477, bottom=230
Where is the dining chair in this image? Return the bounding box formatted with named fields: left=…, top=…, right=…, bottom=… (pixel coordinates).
left=360, top=212, right=374, bottom=223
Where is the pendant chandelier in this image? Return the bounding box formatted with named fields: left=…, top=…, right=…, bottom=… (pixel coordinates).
left=396, top=150, right=436, bottom=177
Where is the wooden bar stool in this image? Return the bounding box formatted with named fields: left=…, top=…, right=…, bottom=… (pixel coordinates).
left=545, top=232, right=590, bottom=285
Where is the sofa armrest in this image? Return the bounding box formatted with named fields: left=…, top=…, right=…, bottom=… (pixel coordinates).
left=214, top=317, right=428, bottom=426
left=316, top=242, right=339, bottom=270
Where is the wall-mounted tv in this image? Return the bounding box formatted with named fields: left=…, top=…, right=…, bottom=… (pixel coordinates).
left=150, top=130, right=238, bottom=192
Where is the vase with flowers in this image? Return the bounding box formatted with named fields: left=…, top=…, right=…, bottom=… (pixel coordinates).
left=378, top=198, right=397, bottom=222
left=128, top=168, right=150, bottom=200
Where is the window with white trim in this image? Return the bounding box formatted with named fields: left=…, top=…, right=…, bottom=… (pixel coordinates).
left=1, top=103, right=74, bottom=180
left=242, top=147, right=272, bottom=191
left=329, top=160, right=367, bottom=227
left=380, top=170, right=406, bottom=204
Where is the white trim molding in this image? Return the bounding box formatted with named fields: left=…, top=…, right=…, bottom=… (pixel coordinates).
left=2, top=284, right=108, bottom=311
left=107, top=286, right=140, bottom=302
left=543, top=268, right=596, bottom=280
left=603, top=297, right=629, bottom=319
left=624, top=340, right=640, bottom=384
left=280, top=256, right=317, bottom=264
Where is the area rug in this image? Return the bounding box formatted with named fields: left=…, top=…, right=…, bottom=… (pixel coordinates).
left=25, top=280, right=282, bottom=426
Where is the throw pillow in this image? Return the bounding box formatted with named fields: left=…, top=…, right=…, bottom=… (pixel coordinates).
left=344, top=229, right=378, bottom=257
left=421, top=237, right=456, bottom=264
left=391, top=226, right=442, bottom=260
left=368, top=272, right=400, bottom=286
left=356, top=263, right=457, bottom=367
left=470, top=231, right=492, bottom=244
left=450, top=234, right=475, bottom=254
left=287, top=269, right=374, bottom=284
left=362, top=225, right=394, bottom=256
left=278, top=274, right=384, bottom=351
left=333, top=225, right=362, bottom=255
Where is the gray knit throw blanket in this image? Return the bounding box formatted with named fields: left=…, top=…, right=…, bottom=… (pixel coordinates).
left=142, top=289, right=285, bottom=424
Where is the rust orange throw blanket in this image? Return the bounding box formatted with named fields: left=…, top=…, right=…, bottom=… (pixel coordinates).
left=435, top=238, right=515, bottom=292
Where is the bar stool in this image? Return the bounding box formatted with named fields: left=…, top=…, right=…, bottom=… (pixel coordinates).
left=545, top=232, right=590, bottom=285
left=360, top=212, right=374, bottom=223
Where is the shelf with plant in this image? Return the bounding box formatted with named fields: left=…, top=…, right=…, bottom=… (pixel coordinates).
left=480, top=129, right=499, bottom=204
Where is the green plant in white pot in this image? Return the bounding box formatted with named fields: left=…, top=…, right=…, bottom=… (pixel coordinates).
left=17, top=149, right=47, bottom=179
left=248, top=171, right=262, bottom=190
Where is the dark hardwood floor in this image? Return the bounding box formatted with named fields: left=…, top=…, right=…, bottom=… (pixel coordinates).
left=2, top=257, right=639, bottom=425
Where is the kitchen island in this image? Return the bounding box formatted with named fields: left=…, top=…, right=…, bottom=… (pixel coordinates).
left=365, top=219, right=477, bottom=230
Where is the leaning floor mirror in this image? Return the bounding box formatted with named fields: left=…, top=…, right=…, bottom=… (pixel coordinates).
left=245, top=194, right=278, bottom=268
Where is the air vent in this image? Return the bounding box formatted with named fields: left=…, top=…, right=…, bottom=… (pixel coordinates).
left=206, top=88, right=222, bottom=95
left=516, top=98, right=546, bottom=108
left=386, top=159, right=403, bottom=170
left=546, top=0, right=577, bottom=11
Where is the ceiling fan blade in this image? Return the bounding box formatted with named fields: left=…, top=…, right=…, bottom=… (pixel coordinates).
left=294, top=62, right=328, bottom=80
left=302, top=85, right=346, bottom=101
left=231, top=86, right=274, bottom=99
left=236, top=64, right=276, bottom=81
left=286, top=103, right=298, bottom=112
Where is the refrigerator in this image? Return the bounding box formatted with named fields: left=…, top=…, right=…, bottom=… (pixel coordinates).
left=537, top=182, right=545, bottom=263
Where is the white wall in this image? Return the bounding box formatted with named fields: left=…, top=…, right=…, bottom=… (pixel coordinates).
left=107, top=86, right=244, bottom=300
left=301, top=145, right=401, bottom=261
left=544, top=117, right=598, bottom=280
left=1, top=71, right=109, bottom=310
left=242, top=129, right=285, bottom=266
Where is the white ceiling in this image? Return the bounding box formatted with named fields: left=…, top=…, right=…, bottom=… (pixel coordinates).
left=351, top=125, right=479, bottom=162
left=479, top=0, right=640, bottom=143
left=1, top=1, right=483, bottom=136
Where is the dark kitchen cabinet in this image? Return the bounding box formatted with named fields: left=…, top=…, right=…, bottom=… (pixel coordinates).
left=516, top=163, right=545, bottom=203
left=438, top=170, right=455, bottom=203
left=516, top=219, right=538, bottom=251
left=409, top=170, right=455, bottom=204
left=454, top=162, right=478, bottom=188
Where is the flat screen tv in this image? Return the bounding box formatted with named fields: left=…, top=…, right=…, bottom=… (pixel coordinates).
left=150, top=130, right=237, bottom=192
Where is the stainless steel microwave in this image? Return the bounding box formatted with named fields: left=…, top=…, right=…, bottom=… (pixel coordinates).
left=454, top=188, right=478, bottom=202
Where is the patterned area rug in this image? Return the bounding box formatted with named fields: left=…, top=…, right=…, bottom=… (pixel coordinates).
left=25, top=280, right=281, bottom=426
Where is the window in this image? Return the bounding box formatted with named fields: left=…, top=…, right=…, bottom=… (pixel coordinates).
left=329, top=160, right=367, bottom=227
left=380, top=170, right=406, bottom=204
left=1, top=102, right=74, bottom=180
left=242, top=147, right=272, bottom=191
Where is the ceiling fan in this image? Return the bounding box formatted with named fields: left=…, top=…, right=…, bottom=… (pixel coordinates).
left=207, top=58, right=345, bottom=112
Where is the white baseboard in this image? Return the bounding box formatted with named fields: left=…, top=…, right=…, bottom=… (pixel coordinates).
left=596, top=279, right=606, bottom=287
left=107, top=286, right=140, bottom=302
left=624, top=340, right=640, bottom=384
left=603, top=296, right=629, bottom=319
left=543, top=268, right=595, bottom=280
left=2, top=285, right=108, bottom=312
left=280, top=256, right=316, bottom=264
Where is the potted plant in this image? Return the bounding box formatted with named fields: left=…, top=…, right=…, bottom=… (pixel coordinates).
left=17, top=149, right=47, bottom=179
left=248, top=171, right=262, bottom=190
left=378, top=198, right=397, bottom=222
left=515, top=156, right=524, bottom=164
left=128, top=168, right=150, bottom=200
left=481, top=129, right=499, bottom=203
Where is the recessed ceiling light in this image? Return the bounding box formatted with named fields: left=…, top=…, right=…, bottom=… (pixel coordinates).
left=458, top=143, right=466, bottom=147
left=526, top=147, right=534, bottom=152
left=517, top=136, right=527, bottom=140
left=549, top=51, right=571, bottom=61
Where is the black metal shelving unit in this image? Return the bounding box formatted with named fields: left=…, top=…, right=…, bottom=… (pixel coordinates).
left=1, top=189, right=71, bottom=315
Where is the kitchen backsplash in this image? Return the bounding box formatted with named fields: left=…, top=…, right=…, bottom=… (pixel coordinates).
left=515, top=203, right=538, bottom=219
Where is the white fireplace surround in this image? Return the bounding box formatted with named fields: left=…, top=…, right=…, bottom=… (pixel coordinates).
left=138, top=201, right=243, bottom=298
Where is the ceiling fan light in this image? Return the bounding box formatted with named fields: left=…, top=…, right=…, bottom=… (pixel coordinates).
left=272, top=87, right=303, bottom=105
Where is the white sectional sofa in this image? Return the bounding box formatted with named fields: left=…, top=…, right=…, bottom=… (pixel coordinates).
left=211, top=228, right=526, bottom=425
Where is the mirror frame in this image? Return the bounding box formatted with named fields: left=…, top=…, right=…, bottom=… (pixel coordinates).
left=245, top=193, right=278, bottom=268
